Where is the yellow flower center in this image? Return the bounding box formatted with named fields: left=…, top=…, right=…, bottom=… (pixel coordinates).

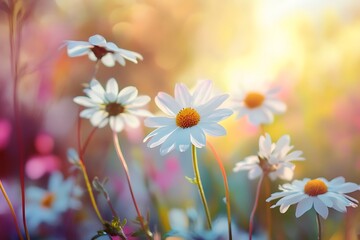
left=105, top=103, right=124, bottom=116
left=244, top=92, right=265, bottom=108
left=41, top=193, right=56, bottom=209
left=304, top=179, right=328, bottom=196
left=176, top=108, right=200, bottom=128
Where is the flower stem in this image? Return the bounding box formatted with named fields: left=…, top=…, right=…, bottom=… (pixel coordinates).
left=112, top=132, right=152, bottom=239
left=0, top=180, right=23, bottom=240
left=78, top=161, right=105, bottom=225
left=7, top=1, right=29, bottom=239
left=249, top=174, right=264, bottom=240
left=316, top=212, right=322, bottom=240
left=191, top=144, right=212, bottom=229
left=207, top=142, right=232, bottom=239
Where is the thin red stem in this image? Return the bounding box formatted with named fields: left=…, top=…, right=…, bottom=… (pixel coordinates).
left=112, top=132, right=152, bottom=239
left=8, top=2, right=29, bottom=239
left=249, top=174, right=264, bottom=240
left=207, top=141, right=232, bottom=240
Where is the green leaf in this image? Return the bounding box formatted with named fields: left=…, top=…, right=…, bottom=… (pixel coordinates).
left=185, top=176, right=198, bottom=184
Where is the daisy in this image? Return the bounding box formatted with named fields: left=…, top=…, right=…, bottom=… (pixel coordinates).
left=232, top=84, right=286, bottom=125
left=233, top=133, right=304, bottom=181
left=143, top=80, right=233, bottom=155
left=73, top=78, right=151, bottom=132
left=266, top=177, right=360, bottom=219
left=66, top=34, right=143, bottom=67
left=26, top=171, right=82, bottom=230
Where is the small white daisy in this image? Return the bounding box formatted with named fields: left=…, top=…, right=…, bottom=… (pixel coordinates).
left=143, top=80, right=233, bottom=155
left=266, top=177, right=360, bottom=219
left=26, top=171, right=82, bottom=230
left=74, top=78, right=151, bottom=132
left=233, top=133, right=304, bottom=181
left=232, top=84, right=286, bottom=125
left=66, top=34, right=143, bottom=67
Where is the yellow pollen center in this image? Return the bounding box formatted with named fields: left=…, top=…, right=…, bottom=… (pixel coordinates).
left=176, top=107, right=200, bottom=128
left=244, top=92, right=265, bottom=108
left=41, top=193, right=56, bottom=209
left=304, top=179, right=328, bottom=196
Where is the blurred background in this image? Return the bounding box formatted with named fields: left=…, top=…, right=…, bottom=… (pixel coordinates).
left=1, top=0, right=360, bottom=239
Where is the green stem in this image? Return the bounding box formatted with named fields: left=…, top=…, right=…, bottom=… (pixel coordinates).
left=78, top=161, right=105, bottom=225
left=316, top=212, right=322, bottom=240
left=207, top=142, right=232, bottom=239
left=191, top=144, right=212, bottom=229
left=0, top=180, right=23, bottom=240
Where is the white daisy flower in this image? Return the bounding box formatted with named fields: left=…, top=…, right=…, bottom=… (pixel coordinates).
left=26, top=171, right=82, bottom=230
left=66, top=34, right=143, bottom=67
left=267, top=177, right=360, bottom=219
left=74, top=78, right=151, bottom=132
left=233, top=133, right=304, bottom=181
left=143, top=80, right=233, bottom=155
left=232, top=84, right=286, bottom=125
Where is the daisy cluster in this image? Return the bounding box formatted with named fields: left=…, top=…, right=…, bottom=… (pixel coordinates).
left=23, top=33, right=359, bottom=239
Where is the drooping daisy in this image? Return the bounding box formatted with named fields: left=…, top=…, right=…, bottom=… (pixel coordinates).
left=74, top=78, right=151, bottom=132
left=143, top=80, right=233, bottom=155
left=66, top=34, right=143, bottom=67
left=232, top=84, right=286, bottom=125
left=233, top=133, right=304, bottom=181
left=26, top=171, right=82, bottom=230
left=266, top=177, right=360, bottom=219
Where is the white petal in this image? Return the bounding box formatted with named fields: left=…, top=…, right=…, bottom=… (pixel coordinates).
left=105, top=42, right=119, bottom=51
left=114, top=54, right=126, bottom=66
left=248, top=108, right=273, bottom=125
left=90, top=111, right=108, bottom=127
left=146, top=126, right=177, bottom=148
left=117, top=48, right=143, bottom=63
left=66, top=41, right=92, bottom=57
left=84, top=88, right=105, bottom=103
left=314, top=197, right=329, bottom=219
left=201, top=123, right=226, bottom=136
left=144, top=117, right=175, bottom=127
left=73, top=96, right=97, bottom=107
left=196, top=94, right=229, bottom=115
left=175, top=83, right=191, bottom=107
left=264, top=99, right=287, bottom=114
left=109, top=116, right=124, bottom=132
left=80, top=108, right=98, bottom=118
left=279, top=204, right=291, bottom=213
left=128, top=95, right=151, bottom=107
left=101, top=53, right=116, bottom=67
left=127, top=108, right=152, bottom=117
left=190, top=126, right=206, bottom=148
left=89, top=79, right=105, bottom=95
left=117, top=86, right=138, bottom=105
left=248, top=166, right=263, bottom=180
left=176, top=129, right=191, bottom=152
left=88, top=34, right=106, bottom=46
left=202, top=109, right=233, bottom=122
left=88, top=51, right=97, bottom=61
left=159, top=130, right=178, bottom=155
left=318, top=194, right=333, bottom=207
left=106, top=78, right=119, bottom=96
left=192, top=80, right=213, bottom=105
left=122, top=113, right=140, bottom=128
left=155, top=92, right=181, bottom=116
left=331, top=183, right=360, bottom=193
left=295, top=197, right=313, bottom=218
